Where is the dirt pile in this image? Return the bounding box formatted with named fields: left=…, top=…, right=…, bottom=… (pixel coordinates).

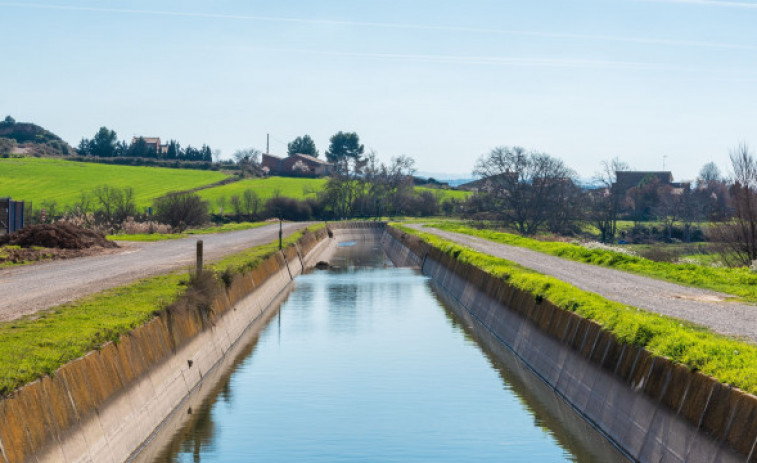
left=0, top=222, right=118, bottom=249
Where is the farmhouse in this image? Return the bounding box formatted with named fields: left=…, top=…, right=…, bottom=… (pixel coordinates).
left=132, top=137, right=169, bottom=156
left=262, top=153, right=334, bottom=177
left=614, top=171, right=689, bottom=195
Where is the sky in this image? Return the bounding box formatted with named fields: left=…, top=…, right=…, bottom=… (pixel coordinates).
left=1, top=0, right=756, bottom=181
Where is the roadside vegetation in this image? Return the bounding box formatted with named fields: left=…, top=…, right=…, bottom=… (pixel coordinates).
left=0, top=224, right=324, bottom=397
left=396, top=225, right=757, bottom=394
left=426, top=223, right=757, bottom=301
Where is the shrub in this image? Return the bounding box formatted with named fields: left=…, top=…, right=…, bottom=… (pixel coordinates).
left=153, top=192, right=209, bottom=231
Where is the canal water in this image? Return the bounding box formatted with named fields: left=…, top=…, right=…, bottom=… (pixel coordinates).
left=150, top=242, right=626, bottom=462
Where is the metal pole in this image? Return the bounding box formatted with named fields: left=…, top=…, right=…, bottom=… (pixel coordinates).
left=279, top=219, right=283, bottom=250
left=196, top=240, right=203, bottom=276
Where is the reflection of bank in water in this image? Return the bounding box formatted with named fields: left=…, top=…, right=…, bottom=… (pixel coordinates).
left=327, top=238, right=392, bottom=270
left=146, top=234, right=626, bottom=462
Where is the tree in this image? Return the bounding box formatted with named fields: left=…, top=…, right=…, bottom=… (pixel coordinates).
left=153, top=192, right=209, bottom=231
left=325, top=131, right=364, bottom=164
left=128, top=137, right=155, bottom=158
left=711, top=143, right=757, bottom=266
left=92, top=185, right=136, bottom=229
left=589, top=158, right=629, bottom=243
left=3, top=115, right=15, bottom=125
left=698, top=162, right=722, bottom=185
left=242, top=189, right=261, bottom=217
left=287, top=135, right=319, bottom=158
left=90, top=127, right=119, bottom=158
left=473, top=146, right=575, bottom=235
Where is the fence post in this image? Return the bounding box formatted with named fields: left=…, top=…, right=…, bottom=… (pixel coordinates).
left=196, top=240, right=203, bottom=276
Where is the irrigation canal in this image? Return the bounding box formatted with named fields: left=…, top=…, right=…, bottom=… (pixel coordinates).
left=140, top=238, right=626, bottom=462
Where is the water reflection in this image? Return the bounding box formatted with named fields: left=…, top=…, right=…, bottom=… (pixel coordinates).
left=147, top=240, right=625, bottom=462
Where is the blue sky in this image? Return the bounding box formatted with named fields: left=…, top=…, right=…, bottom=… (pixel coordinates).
left=2, top=0, right=756, bottom=180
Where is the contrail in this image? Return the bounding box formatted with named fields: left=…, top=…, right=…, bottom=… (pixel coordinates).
left=0, top=2, right=755, bottom=51
left=229, top=46, right=757, bottom=76
left=631, top=0, right=757, bottom=8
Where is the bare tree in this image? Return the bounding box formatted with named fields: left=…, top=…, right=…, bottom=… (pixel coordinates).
left=712, top=143, right=757, bottom=265
left=242, top=189, right=261, bottom=217
left=473, top=146, right=575, bottom=235
left=588, top=157, right=629, bottom=243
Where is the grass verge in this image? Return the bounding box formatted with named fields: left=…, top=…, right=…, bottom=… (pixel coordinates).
left=396, top=224, right=757, bottom=394
left=0, top=223, right=325, bottom=397
left=428, top=223, right=757, bottom=302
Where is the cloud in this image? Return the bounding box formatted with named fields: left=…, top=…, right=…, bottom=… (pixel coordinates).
left=1, top=2, right=756, bottom=51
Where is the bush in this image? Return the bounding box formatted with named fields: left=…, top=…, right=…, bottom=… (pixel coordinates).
left=153, top=192, right=209, bottom=231
left=264, top=196, right=312, bottom=221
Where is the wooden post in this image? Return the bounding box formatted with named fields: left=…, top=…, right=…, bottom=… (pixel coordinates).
left=196, top=240, right=203, bottom=276
left=279, top=219, right=283, bottom=250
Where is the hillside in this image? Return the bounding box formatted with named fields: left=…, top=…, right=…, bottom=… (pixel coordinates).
left=0, top=157, right=229, bottom=209
left=198, top=177, right=327, bottom=207
left=0, top=117, right=74, bottom=156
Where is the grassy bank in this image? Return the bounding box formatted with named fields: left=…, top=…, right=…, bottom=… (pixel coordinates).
left=0, top=157, right=228, bottom=209
left=108, top=221, right=269, bottom=242
left=396, top=225, right=757, bottom=394
left=428, top=223, right=757, bottom=302
left=0, top=223, right=324, bottom=396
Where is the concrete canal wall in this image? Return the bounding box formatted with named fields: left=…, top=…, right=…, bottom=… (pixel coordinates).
left=3, top=222, right=755, bottom=463
left=382, top=226, right=757, bottom=463
left=0, top=228, right=330, bottom=463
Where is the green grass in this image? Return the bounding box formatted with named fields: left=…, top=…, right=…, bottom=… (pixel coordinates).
left=0, top=157, right=229, bottom=210
left=0, top=273, right=185, bottom=395
left=0, top=223, right=325, bottom=396
left=396, top=225, right=757, bottom=394
left=198, top=177, right=327, bottom=209
left=428, top=223, right=757, bottom=302
left=108, top=221, right=269, bottom=242
left=415, top=187, right=471, bottom=201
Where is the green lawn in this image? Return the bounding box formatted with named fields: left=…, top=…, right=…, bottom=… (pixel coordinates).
left=198, top=177, right=327, bottom=210
left=396, top=224, right=757, bottom=394
left=427, top=223, right=757, bottom=301
left=0, top=157, right=229, bottom=210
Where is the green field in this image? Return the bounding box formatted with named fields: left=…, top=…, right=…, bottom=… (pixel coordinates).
left=416, top=187, right=471, bottom=201
left=0, top=157, right=229, bottom=209
left=198, top=177, right=327, bottom=209
left=197, top=178, right=470, bottom=212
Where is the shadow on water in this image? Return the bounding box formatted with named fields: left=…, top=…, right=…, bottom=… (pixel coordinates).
left=428, top=284, right=628, bottom=462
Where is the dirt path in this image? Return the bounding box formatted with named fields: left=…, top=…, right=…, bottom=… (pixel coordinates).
left=409, top=225, right=757, bottom=344
left=0, top=222, right=311, bottom=322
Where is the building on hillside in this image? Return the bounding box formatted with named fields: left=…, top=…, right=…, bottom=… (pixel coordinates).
left=132, top=137, right=169, bottom=156
left=262, top=153, right=334, bottom=177
left=614, top=171, right=690, bottom=195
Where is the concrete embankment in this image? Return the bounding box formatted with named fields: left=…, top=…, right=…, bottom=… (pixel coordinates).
left=382, top=226, right=757, bottom=463
left=0, top=227, right=330, bottom=463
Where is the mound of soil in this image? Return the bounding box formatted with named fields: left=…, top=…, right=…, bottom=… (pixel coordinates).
left=0, top=222, right=118, bottom=250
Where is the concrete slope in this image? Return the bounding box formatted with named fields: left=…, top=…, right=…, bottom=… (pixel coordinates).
left=410, top=225, right=757, bottom=344
left=0, top=222, right=310, bottom=322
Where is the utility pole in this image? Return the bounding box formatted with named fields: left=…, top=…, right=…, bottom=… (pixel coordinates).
left=267, top=133, right=270, bottom=154
left=663, top=155, right=668, bottom=171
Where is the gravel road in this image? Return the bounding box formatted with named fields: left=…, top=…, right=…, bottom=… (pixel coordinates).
left=0, top=222, right=311, bottom=322
left=410, top=225, right=757, bottom=344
